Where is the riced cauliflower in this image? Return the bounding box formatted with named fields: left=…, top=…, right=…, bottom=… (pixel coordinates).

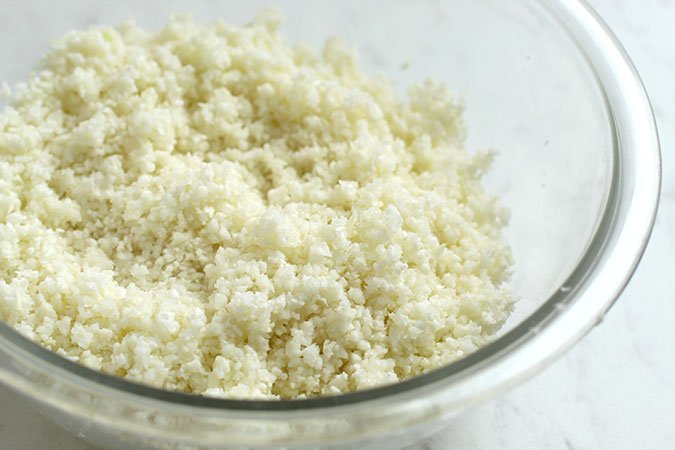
left=0, top=11, right=513, bottom=399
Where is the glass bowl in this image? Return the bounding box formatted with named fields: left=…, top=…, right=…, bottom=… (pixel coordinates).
left=0, top=0, right=660, bottom=449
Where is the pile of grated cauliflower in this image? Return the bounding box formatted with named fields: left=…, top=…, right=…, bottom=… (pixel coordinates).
left=0, top=11, right=514, bottom=399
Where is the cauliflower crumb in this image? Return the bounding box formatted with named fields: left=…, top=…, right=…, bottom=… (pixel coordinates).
left=0, top=11, right=514, bottom=399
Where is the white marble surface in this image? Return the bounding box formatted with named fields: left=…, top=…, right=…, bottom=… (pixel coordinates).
left=1, top=0, right=673, bottom=449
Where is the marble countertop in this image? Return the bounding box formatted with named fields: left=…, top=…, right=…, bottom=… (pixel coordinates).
left=1, top=0, right=673, bottom=448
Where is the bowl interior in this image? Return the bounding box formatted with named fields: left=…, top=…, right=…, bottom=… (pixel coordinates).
left=0, top=0, right=612, bottom=386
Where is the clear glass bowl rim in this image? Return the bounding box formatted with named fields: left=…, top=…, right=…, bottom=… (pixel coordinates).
left=0, top=0, right=661, bottom=416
